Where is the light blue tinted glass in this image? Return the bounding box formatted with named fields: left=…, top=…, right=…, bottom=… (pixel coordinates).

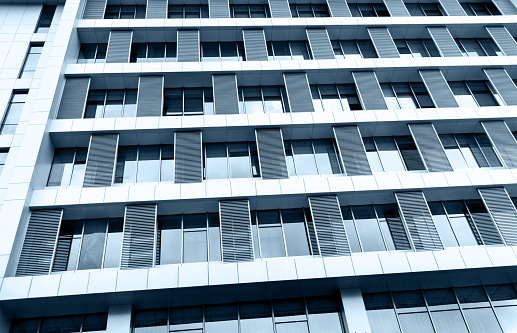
left=375, top=137, right=406, bottom=172
left=292, top=140, right=318, bottom=175
left=263, top=87, right=283, bottom=113
left=381, top=84, right=400, bottom=109
left=392, top=83, right=418, bottom=109
left=428, top=202, right=459, bottom=247
left=282, top=209, right=310, bottom=256
left=241, top=318, right=275, bottom=333
left=205, top=143, right=228, bottom=179
left=103, top=218, right=123, bottom=268
left=407, top=40, right=429, bottom=57
left=48, top=148, right=75, bottom=186
left=228, top=143, right=251, bottom=178
left=137, top=145, right=160, bottom=182
left=340, top=41, right=362, bottom=59
left=458, top=39, right=486, bottom=56
left=275, top=322, right=309, bottom=333
left=308, top=313, right=342, bottom=333
left=259, top=227, right=285, bottom=258
left=183, top=230, right=207, bottom=263
left=205, top=321, right=238, bottom=333
left=431, top=310, right=469, bottom=333
left=366, top=151, right=385, bottom=173
left=123, top=90, right=137, bottom=117
left=313, top=139, right=341, bottom=175
left=115, top=146, right=137, bottom=183
left=78, top=219, right=107, bottom=270
left=208, top=213, right=221, bottom=261
left=159, top=215, right=182, bottom=264
left=449, top=82, right=478, bottom=107
left=352, top=205, right=385, bottom=252
left=67, top=221, right=83, bottom=271
left=463, top=308, right=503, bottom=333
left=398, top=313, right=435, bottom=333
left=104, top=90, right=124, bottom=118
left=342, top=207, right=361, bottom=252
left=494, top=306, right=517, bottom=332
left=251, top=213, right=260, bottom=258
left=443, top=201, right=478, bottom=246
left=367, top=310, right=401, bottom=333
left=445, top=149, right=470, bottom=170
left=160, top=160, right=174, bottom=182
left=205, top=304, right=238, bottom=333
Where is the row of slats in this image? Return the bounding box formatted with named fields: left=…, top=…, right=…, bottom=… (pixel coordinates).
left=84, top=134, right=119, bottom=187
left=479, top=188, right=517, bottom=245
left=121, top=205, right=157, bottom=269
left=137, top=76, right=164, bottom=117
left=175, top=131, right=203, bottom=183
left=256, top=129, right=289, bottom=179
left=220, top=200, right=254, bottom=262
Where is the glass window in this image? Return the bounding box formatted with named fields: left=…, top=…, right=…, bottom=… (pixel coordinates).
left=290, top=41, right=311, bottom=60
left=20, top=43, right=44, bottom=79
left=36, top=5, right=56, bottom=33
left=428, top=202, right=460, bottom=247
left=381, top=84, right=400, bottom=109
left=183, top=214, right=208, bottom=263
left=281, top=209, right=310, bottom=256
left=83, top=313, right=109, bottom=332
left=136, top=145, right=160, bottom=183
left=375, top=137, right=406, bottom=172
left=1, top=91, right=28, bottom=135
left=352, top=205, right=386, bottom=252
left=47, top=148, right=75, bottom=186
left=134, top=309, right=168, bottom=333
left=392, top=83, right=418, bottom=109
left=494, top=306, right=517, bottom=332
left=228, top=143, right=251, bottom=178
left=407, top=40, right=431, bottom=57
left=357, top=40, right=378, bottom=58
left=243, top=87, right=264, bottom=114
left=291, top=140, right=319, bottom=176
left=158, top=215, right=182, bottom=265
left=205, top=143, right=229, bottom=180
left=77, top=219, right=108, bottom=270
left=364, top=293, right=401, bottom=333
left=130, top=43, right=147, bottom=63
left=442, top=201, right=480, bottom=246
left=466, top=81, right=499, bottom=106
left=462, top=308, right=503, bottom=333
left=313, top=139, right=341, bottom=175
left=363, top=137, right=384, bottom=173
left=0, top=149, right=8, bottom=175
left=262, top=87, right=284, bottom=113
left=478, top=38, right=503, bottom=56
left=115, top=146, right=138, bottom=183
left=457, top=39, right=486, bottom=57
left=205, top=304, right=239, bottom=333
left=103, top=218, right=123, bottom=268
left=319, top=85, right=343, bottom=112
left=397, top=313, right=434, bottom=333
left=40, top=316, right=83, bottom=333
left=258, top=210, right=285, bottom=258
left=449, top=81, right=478, bottom=107
left=240, top=302, right=274, bottom=333
left=394, top=136, right=426, bottom=171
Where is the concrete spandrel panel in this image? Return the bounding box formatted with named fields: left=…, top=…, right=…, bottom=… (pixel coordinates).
left=433, top=248, right=466, bottom=270
left=28, top=274, right=60, bottom=298
left=87, top=270, right=117, bottom=294
left=459, top=247, right=493, bottom=269
left=294, top=257, right=325, bottom=279
left=208, top=262, right=238, bottom=285
left=323, top=256, right=355, bottom=278
left=406, top=251, right=439, bottom=272
left=378, top=252, right=411, bottom=274
left=351, top=253, right=382, bottom=276
left=147, top=265, right=179, bottom=290
left=116, top=268, right=149, bottom=292
left=238, top=261, right=268, bottom=284
left=58, top=271, right=90, bottom=296
left=486, top=246, right=517, bottom=267
left=266, top=258, right=297, bottom=281
left=178, top=262, right=208, bottom=287
left=0, top=276, right=32, bottom=300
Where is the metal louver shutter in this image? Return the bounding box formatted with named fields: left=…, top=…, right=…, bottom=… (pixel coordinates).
left=465, top=200, right=503, bottom=245
left=121, top=205, right=157, bottom=269
left=326, top=0, right=352, bottom=16
left=306, top=29, right=335, bottom=60
left=137, top=76, right=164, bottom=117
left=408, top=123, right=453, bottom=172
left=174, top=131, right=203, bottom=183
left=268, top=0, right=292, bottom=17
left=283, top=73, right=315, bottom=113
left=367, top=28, right=400, bottom=58
left=16, top=209, right=63, bottom=277
left=386, top=213, right=412, bottom=250
left=106, top=31, right=133, bottom=63
left=419, top=70, right=458, bottom=108
left=478, top=187, right=517, bottom=245
left=333, top=126, right=372, bottom=176
left=492, top=0, right=517, bottom=15
left=83, top=0, right=107, bottom=19
left=438, top=0, right=467, bottom=15
left=57, top=78, right=90, bottom=119
left=383, top=0, right=410, bottom=16
left=352, top=71, right=388, bottom=110
left=427, top=27, right=462, bottom=57
left=177, top=30, right=200, bottom=62
left=243, top=30, right=268, bottom=61
left=83, top=134, right=119, bottom=187
left=209, top=0, right=230, bottom=18
left=304, top=208, right=320, bottom=256
left=213, top=74, right=239, bottom=115
left=308, top=196, right=350, bottom=256
left=146, top=0, right=167, bottom=18
left=219, top=200, right=254, bottom=262
left=395, top=192, right=444, bottom=251
left=52, top=227, right=74, bottom=272
left=483, top=68, right=517, bottom=106
left=481, top=120, right=517, bottom=168
left=255, top=128, right=289, bottom=179
left=486, top=27, right=517, bottom=56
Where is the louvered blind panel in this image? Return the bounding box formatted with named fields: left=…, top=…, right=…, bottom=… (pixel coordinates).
left=486, top=27, right=517, bottom=56
left=408, top=123, right=453, bottom=172
left=395, top=192, right=444, bottom=251
left=84, top=134, right=118, bottom=187
left=146, top=0, right=167, bottom=18
left=326, top=0, right=352, bottom=16
left=16, top=209, right=63, bottom=277
left=305, top=209, right=320, bottom=256
left=478, top=187, right=517, bottom=246
left=483, top=68, right=517, bottom=106
left=492, top=0, right=517, bottom=14
left=283, top=73, right=315, bottom=113
left=213, top=75, right=239, bottom=114
left=481, top=120, right=517, bottom=168
left=57, top=78, right=90, bottom=119
left=137, top=76, right=164, bottom=117
left=177, top=30, right=200, bottom=62
left=52, top=229, right=73, bottom=272
left=438, top=0, right=467, bottom=15
left=427, top=27, right=463, bottom=57
left=419, top=70, right=458, bottom=108
left=268, top=0, right=292, bottom=17
left=306, top=29, right=335, bottom=60
left=383, top=0, right=410, bottom=16
left=367, top=28, right=400, bottom=58
left=220, top=200, right=254, bottom=262
left=106, top=31, right=132, bottom=63
left=386, top=215, right=412, bottom=250
left=333, top=126, right=371, bottom=176
left=175, top=131, right=203, bottom=183
left=352, top=71, right=388, bottom=110
left=121, top=205, right=156, bottom=269
left=83, top=0, right=107, bottom=19
left=308, top=196, right=350, bottom=256
left=209, top=0, right=230, bottom=18
left=256, top=128, right=288, bottom=179
left=243, top=30, right=268, bottom=61
left=469, top=210, right=503, bottom=245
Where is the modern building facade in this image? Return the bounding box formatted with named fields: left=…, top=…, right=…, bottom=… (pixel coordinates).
left=3, top=0, right=517, bottom=332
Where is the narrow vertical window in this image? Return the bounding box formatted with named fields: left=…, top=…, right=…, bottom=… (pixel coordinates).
left=36, top=5, right=56, bottom=33
left=0, top=149, right=8, bottom=175
left=1, top=91, right=28, bottom=135
left=19, top=44, right=44, bottom=79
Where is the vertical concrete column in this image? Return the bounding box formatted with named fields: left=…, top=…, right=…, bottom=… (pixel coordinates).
left=340, top=289, right=372, bottom=333
left=107, top=305, right=132, bottom=333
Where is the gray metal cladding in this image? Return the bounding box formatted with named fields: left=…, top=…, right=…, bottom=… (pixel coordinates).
left=16, top=209, right=63, bottom=277
left=121, top=205, right=157, bottom=269
left=106, top=31, right=133, bottom=63
left=486, top=27, right=517, bottom=56
left=483, top=68, right=517, bottom=106
left=209, top=0, right=230, bottom=18
left=419, top=70, right=458, bottom=108
left=137, top=76, right=164, bottom=117
left=326, top=0, right=352, bottom=16
left=82, top=0, right=107, bottom=19
left=492, top=0, right=517, bottom=15
left=268, top=0, right=292, bottom=17
left=219, top=200, right=254, bottom=262
left=243, top=30, right=268, bottom=61
left=395, top=192, right=444, bottom=251
left=333, top=126, right=372, bottom=176
left=352, top=71, right=388, bottom=110
left=408, top=123, right=453, bottom=172
left=57, top=78, right=91, bottom=119
left=427, top=27, right=463, bottom=57
left=146, top=0, right=168, bottom=18
left=306, top=29, right=335, bottom=60
left=174, top=131, right=203, bottom=183
left=367, top=28, right=400, bottom=58
left=177, top=30, right=200, bottom=62
left=481, top=120, right=517, bottom=168
left=438, top=0, right=467, bottom=15
left=308, top=196, right=350, bottom=256
left=478, top=187, right=517, bottom=245
left=84, top=134, right=119, bottom=187
left=283, top=73, right=315, bottom=113
left=213, top=74, right=240, bottom=114
left=255, top=128, right=289, bottom=179
left=383, top=0, right=410, bottom=16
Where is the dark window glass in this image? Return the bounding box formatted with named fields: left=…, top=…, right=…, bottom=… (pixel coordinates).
left=133, top=309, right=168, bottom=333
left=40, top=316, right=82, bottom=333
left=36, top=5, right=56, bottom=33
left=77, top=219, right=108, bottom=270
left=83, top=313, right=108, bottom=332
left=486, top=284, right=517, bottom=301
left=158, top=215, right=182, bottom=265
left=10, top=319, right=41, bottom=333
